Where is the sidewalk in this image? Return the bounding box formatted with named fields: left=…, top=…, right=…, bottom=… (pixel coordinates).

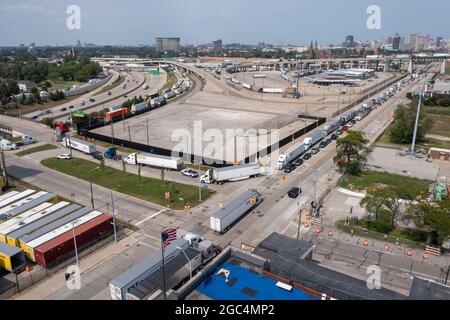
left=14, top=231, right=141, bottom=300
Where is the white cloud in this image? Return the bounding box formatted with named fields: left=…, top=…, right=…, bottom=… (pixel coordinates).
left=0, top=4, right=53, bottom=14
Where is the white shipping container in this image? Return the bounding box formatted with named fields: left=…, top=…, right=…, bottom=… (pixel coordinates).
left=61, top=137, right=96, bottom=154
left=262, top=88, right=283, bottom=94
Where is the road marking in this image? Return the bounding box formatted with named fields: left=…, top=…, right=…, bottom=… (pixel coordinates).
left=137, top=241, right=159, bottom=250
left=135, top=209, right=167, bottom=226
left=281, top=221, right=294, bottom=235
left=142, top=233, right=160, bottom=241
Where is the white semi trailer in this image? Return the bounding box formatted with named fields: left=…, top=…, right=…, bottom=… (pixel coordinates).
left=61, top=137, right=96, bottom=155
left=210, top=189, right=262, bottom=234
left=199, top=163, right=263, bottom=184
left=124, top=152, right=182, bottom=170
left=277, top=143, right=308, bottom=170
left=303, top=130, right=326, bottom=149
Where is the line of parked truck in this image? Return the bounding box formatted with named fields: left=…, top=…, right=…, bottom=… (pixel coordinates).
left=277, top=75, right=412, bottom=171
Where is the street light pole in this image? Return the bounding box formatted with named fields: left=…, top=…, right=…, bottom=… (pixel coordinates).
left=72, top=222, right=79, bottom=267
left=410, top=92, right=423, bottom=155
left=88, top=167, right=100, bottom=209
left=110, top=191, right=118, bottom=243
left=313, top=170, right=318, bottom=217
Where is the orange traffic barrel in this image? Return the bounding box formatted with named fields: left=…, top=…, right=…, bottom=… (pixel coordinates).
left=363, top=240, right=369, bottom=246
left=315, top=227, right=321, bottom=233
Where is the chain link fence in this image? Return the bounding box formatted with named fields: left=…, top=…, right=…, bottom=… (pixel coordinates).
left=0, top=228, right=125, bottom=299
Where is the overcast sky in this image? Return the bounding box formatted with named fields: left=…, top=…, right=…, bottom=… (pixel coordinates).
left=0, top=0, right=449, bottom=46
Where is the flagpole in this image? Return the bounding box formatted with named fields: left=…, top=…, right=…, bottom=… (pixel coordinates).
left=161, top=233, right=167, bottom=300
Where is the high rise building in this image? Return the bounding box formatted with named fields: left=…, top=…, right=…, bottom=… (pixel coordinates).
left=392, top=35, right=401, bottom=50
left=344, top=35, right=355, bottom=48
left=155, top=37, right=181, bottom=53
left=212, top=39, right=222, bottom=50
left=409, top=33, right=418, bottom=51
left=436, top=37, right=443, bottom=48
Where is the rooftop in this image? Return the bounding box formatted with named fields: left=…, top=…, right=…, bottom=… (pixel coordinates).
left=408, top=277, right=450, bottom=300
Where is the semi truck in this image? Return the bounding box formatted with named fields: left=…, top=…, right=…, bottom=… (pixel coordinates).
left=103, top=147, right=121, bottom=160
left=210, top=189, right=262, bottom=234
left=61, top=137, right=96, bottom=155
left=150, top=96, right=166, bottom=108
left=124, top=152, right=182, bottom=170
left=253, top=74, right=267, bottom=79
left=200, top=163, right=263, bottom=184
left=323, top=119, right=340, bottom=135
left=131, top=101, right=148, bottom=113
left=277, top=143, right=308, bottom=170
left=105, top=108, right=129, bottom=121
left=303, top=130, right=326, bottom=149
left=163, top=91, right=176, bottom=100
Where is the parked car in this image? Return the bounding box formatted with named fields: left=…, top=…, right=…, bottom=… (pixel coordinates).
left=335, top=130, right=343, bottom=136
left=319, top=141, right=328, bottom=148
left=60, top=107, right=67, bottom=112
left=68, top=105, right=74, bottom=109
left=288, top=187, right=302, bottom=199
left=123, top=95, right=127, bottom=98
left=303, top=153, right=312, bottom=160
left=340, top=125, right=349, bottom=132
left=181, top=168, right=199, bottom=178
left=57, top=153, right=72, bottom=160
left=80, top=101, right=85, bottom=106
left=325, top=138, right=332, bottom=145
left=89, top=98, right=95, bottom=103
left=108, top=91, right=112, bottom=96
left=293, top=158, right=304, bottom=167
left=310, top=147, right=320, bottom=154
left=283, top=163, right=295, bottom=173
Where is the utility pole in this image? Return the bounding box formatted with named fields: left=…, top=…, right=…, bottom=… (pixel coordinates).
left=198, top=161, right=202, bottom=202
left=72, top=222, right=79, bottom=267
left=296, top=202, right=304, bottom=240
left=68, top=135, right=73, bottom=163
left=110, top=191, right=117, bottom=243
left=312, top=170, right=318, bottom=218
left=146, top=118, right=150, bottom=147
left=110, top=119, right=115, bottom=145
left=128, top=126, right=131, bottom=141
left=410, top=92, right=423, bottom=155
left=0, top=151, right=9, bottom=188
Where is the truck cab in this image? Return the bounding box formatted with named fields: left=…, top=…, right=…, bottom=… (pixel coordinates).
left=277, top=154, right=288, bottom=170
left=200, top=169, right=213, bottom=184
left=22, top=135, right=37, bottom=145
left=0, top=139, right=17, bottom=151
left=124, top=153, right=137, bottom=165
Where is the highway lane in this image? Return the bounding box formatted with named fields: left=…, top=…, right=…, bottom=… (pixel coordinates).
left=27, top=71, right=145, bottom=121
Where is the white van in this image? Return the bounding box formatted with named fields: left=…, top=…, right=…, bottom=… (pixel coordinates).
left=0, top=139, right=18, bottom=151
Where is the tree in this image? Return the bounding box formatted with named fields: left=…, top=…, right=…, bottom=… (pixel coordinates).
left=389, top=103, right=433, bottom=144
left=405, top=199, right=450, bottom=245
left=333, top=130, right=370, bottom=175
left=360, top=185, right=403, bottom=229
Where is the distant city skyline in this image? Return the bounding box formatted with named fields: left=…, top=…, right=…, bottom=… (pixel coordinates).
left=0, top=0, right=449, bottom=46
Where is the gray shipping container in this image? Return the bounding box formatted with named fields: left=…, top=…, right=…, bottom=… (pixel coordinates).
left=0, top=193, right=55, bottom=221
left=6, top=204, right=81, bottom=242
left=19, top=207, right=92, bottom=244
left=210, top=189, right=262, bottom=234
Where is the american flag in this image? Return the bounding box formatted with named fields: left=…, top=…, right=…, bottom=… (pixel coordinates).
left=161, top=228, right=177, bottom=249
